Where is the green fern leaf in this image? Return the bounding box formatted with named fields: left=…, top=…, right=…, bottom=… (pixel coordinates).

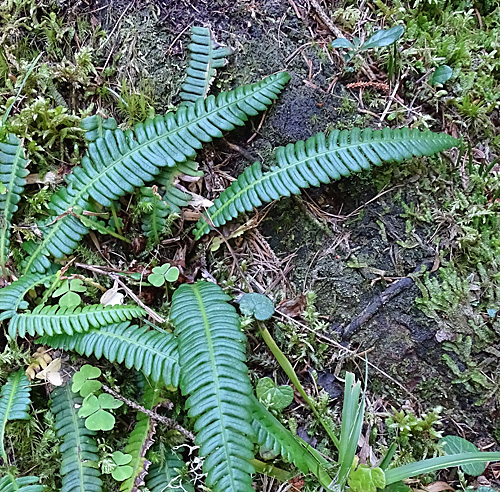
left=0, top=271, right=57, bottom=322
left=155, top=160, right=202, bottom=212
left=140, top=187, right=170, bottom=244
left=40, top=322, right=180, bottom=388
left=194, top=127, right=460, bottom=238
left=0, top=369, right=31, bottom=462
left=23, top=72, right=290, bottom=274
left=51, top=383, right=103, bottom=492
left=170, top=281, right=255, bottom=492
left=81, top=114, right=118, bottom=142
left=8, top=304, right=146, bottom=338
left=0, top=475, right=44, bottom=492
left=146, top=448, right=194, bottom=492
left=0, top=133, right=29, bottom=271
left=179, top=26, right=232, bottom=105
left=120, top=382, right=163, bottom=492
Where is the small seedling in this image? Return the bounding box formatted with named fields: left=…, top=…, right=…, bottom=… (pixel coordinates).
left=430, top=65, right=453, bottom=86
left=52, top=278, right=87, bottom=307
left=147, top=263, right=180, bottom=287
left=239, top=293, right=275, bottom=321
left=110, top=451, right=133, bottom=481
left=256, top=377, right=293, bottom=412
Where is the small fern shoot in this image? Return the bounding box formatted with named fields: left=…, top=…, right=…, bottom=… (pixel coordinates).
left=0, top=475, right=44, bottom=492
left=170, top=281, right=255, bottom=492
left=146, top=447, right=194, bottom=492
left=0, top=133, right=29, bottom=274
left=139, top=187, right=170, bottom=244
left=194, top=127, right=460, bottom=238
left=51, top=383, right=102, bottom=492
left=0, top=369, right=31, bottom=463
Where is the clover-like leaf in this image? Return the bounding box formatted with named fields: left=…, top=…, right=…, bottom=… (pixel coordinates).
left=70, top=278, right=87, bottom=292
left=148, top=263, right=179, bottom=286
left=239, top=293, right=275, bottom=320
left=85, top=409, right=116, bottom=431
left=112, top=451, right=132, bottom=466
left=72, top=364, right=102, bottom=397
left=164, top=266, right=180, bottom=282
left=52, top=279, right=70, bottom=297
left=362, top=25, right=405, bottom=49
left=439, top=435, right=485, bottom=476
left=59, top=291, right=82, bottom=307
left=431, top=65, right=453, bottom=86
left=256, top=377, right=293, bottom=411
left=348, top=464, right=386, bottom=492
left=112, top=465, right=133, bottom=481
left=79, top=393, right=123, bottom=431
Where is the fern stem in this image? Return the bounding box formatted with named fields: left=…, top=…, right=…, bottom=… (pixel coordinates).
left=76, top=213, right=130, bottom=243
left=258, top=324, right=341, bottom=450
left=109, top=202, right=123, bottom=235
left=250, top=459, right=294, bottom=482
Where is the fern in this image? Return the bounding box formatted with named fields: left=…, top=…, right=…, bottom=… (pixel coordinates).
left=8, top=304, right=146, bottom=338
left=146, top=448, right=194, bottom=492
left=170, top=281, right=255, bottom=492
left=140, top=187, right=170, bottom=244
left=0, top=475, right=44, bottom=492
left=0, top=369, right=31, bottom=462
left=23, top=72, right=290, bottom=274
left=194, top=127, right=460, bottom=238
left=179, top=26, right=232, bottom=105
left=39, top=322, right=180, bottom=388
left=81, top=114, right=118, bottom=142
left=0, top=133, right=29, bottom=272
left=51, top=383, right=102, bottom=492
left=120, top=382, right=162, bottom=492
left=155, top=160, right=202, bottom=213
left=0, top=271, right=57, bottom=322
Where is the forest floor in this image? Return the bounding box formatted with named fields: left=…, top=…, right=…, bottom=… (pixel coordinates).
left=1, top=0, right=500, bottom=491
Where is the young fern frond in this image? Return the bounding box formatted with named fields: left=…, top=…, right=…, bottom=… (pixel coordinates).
left=179, top=26, right=232, bottom=105
left=0, top=133, right=29, bottom=272
left=140, top=187, right=170, bottom=244
left=252, top=398, right=333, bottom=485
left=194, top=127, right=460, bottom=238
left=0, top=369, right=31, bottom=462
left=39, top=322, right=180, bottom=388
left=0, top=271, right=57, bottom=322
left=0, top=475, right=44, bottom=492
left=155, top=160, right=202, bottom=212
left=170, top=281, right=255, bottom=492
left=146, top=448, right=194, bottom=492
left=8, top=304, right=146, bottom=338
left=120, top=382, right=163, bottom=492
left=51, top=383, right=102, bottom=492
left=23, top=72, right=290, bottom=274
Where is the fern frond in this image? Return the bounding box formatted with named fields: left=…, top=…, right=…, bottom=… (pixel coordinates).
left=0, top=369, right=31, bottom=462
left=40, top=322, right=180, bottom=388
left=23, top=72, right=290, bottom=274
left=51, top=383, right=102, bottom=492
left=0, top=133, right=29, bottom=271
left=179, top=26, right=232, bottom=105
left=194, top=127, right=460, bottom=238
left=0, top=474, right=44, bottom=492
left=146, top=448, right=194, bottom=492
left=252, top=398, right=333, bottom=484
left=120, top=382, right=162, bottom=492
left=8, top=304, right=145, bottom=338
left=81, top=114, right=118, bottom=142
left=170, top=281, right=255, bottom=492
left=140, top=187, right=170, bottom=244
left=0, top=272, right=57, bottom=322
left=156, top=160, right=202, bottom=212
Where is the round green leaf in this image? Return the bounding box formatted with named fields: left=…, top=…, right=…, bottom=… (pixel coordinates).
left=79, top=380, right=102, bottom=398
left=362, top=25, right=405, bottom=49
left=112, top=451, right=132, bottom=466
left=256, top=377, right=293, bottom=411
left=164, top=266, right=180, bottom=282
left=348, top=465, right=386, bottom=492
left=239, top=293, right=275, bottom=320
left=98, top=393, right=123, bottom=410
left=112, top=465, right=133, bottom=481
left=78, top=394, right=99, bottom=418
left=148, top=273, right=165, bottom=287
left=85, top=409, right=115, bottom=431
left=59, top=291, right=82, bottom=307
left=431, top=65, right=453, bottom=86
left=439, top=435, right=485, bottom=476
left=52, top=280, right=70, bottom=297
left=70, top=278, right=87, bottom=293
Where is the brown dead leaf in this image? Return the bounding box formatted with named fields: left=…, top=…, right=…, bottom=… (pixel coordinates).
left=425, top=481, right=455, bottom=492
left=279, top=294, right=307, bottom=317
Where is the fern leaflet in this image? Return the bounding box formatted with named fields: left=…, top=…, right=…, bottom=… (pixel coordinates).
left=39, top=322, right=180, bottom=388
left=81, top=114, right=118, bottom=142
left=146, top=447, right=194, bottom=492
left=194, top=127, right=460, bottom=238
left=8, top=304, right=145, bottom=338
left=0, top=369, right=31, bottom=462
left=179, top=26, right=232, bottom=105
left=23, top=72, right=290, bottom=274
left=140, top=187, right=170, bottom=244
left=0, top=475, right=44, bottom=492
left=51, top=383, right=102, bottom=492
left=0, top=133, right=29, bottom=272
left=170, top=281, right=255, bottom=492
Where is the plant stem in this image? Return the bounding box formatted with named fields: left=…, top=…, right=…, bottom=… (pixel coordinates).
left=109, top=202, right=123, bottom=235
left=258, top=323, right=341, bottom=450
left=250, top=458, right=294, bottom=482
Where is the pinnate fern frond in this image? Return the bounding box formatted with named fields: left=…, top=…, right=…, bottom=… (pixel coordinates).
left=40, top=322, right=180, bottom=388
left=51, top=383, right=102, bottom=492
left=120, top=382, right=162, bottom=492
left=170, top=281, right=255, bottom=492
left=0, top=271, right=57, bottom=322
left=23, top=72, right=290, bottom=274
left=0, top=369, right=31, bottom=462
left=140, top=187, right=170, bottom=244
left=194, top=127, right=460, bottom=238
left=81, top=114, right=118, bottom=142
left=180, top=26, right=232, bottom=105
left=0, top=133, right=29, bottom=271
left=8, top=304, right=145, bottom=338
left=0, top=475, right=44, bottom=492
left=146, top=448, right=194, bottom=492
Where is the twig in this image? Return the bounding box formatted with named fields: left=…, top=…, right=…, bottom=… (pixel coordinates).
left=75, top=263, right=165, bottom=324
left=102, top=384, right=195, bottom=441
left=309, top=0, right=344, bottom=38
